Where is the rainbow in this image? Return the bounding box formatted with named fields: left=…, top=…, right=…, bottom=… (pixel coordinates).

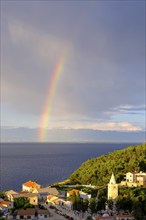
left=38, top=54, right=66, bottom=141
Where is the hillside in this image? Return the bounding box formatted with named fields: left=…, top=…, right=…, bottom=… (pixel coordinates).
left=69, top=143, right=146, bottom=186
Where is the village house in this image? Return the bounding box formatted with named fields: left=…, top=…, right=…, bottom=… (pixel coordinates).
left=37, top=209, right=50, bottom=219
left=16, top=208, right=36, bottom=220
left=5, top=190, right=18, bottom=201
left=67, top=188, right=91, bottom=201
left=46, top=194, right=72, bottom=209
left=79, top=191, right=91, bottom=201
left=0, top=201, right=13, bottom=213
left=22, top=181, right=41, bottom=193
left=67, top=189, right=80, bottom=198
left=135, top=172, right=146, bottom=186
left=33, top=187, right=59, bottom=202
left=12, top=193, right=38, bottom=206
left=121, top=171, right=146, bottom=187
left=16, top=208, right=50, bottom=220
left=46, top=195, right=60, bottom=205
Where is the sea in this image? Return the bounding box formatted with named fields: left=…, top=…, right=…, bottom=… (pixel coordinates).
left=0, top=142, right=139, bottom=191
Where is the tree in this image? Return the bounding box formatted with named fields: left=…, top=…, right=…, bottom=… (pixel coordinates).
left=86, top=216, right=93, bottom=220
left=97, top=197, right=106, bottom=211
left=132, top=203, right=144, bottom=220
left=0, top=191, right=6, bottom=200
left=14, top=197, right=34, bottom=209
left=83, top=198, right=89, bottom=212
left=68, top=193, right=77, bottom=210
left=76, top=194, right=83, bottom=211
left=89, top=198, right=97, bottom=214
left=107, top=199, right=113, bottom=210
left=116, top=196, right=133, bottom=212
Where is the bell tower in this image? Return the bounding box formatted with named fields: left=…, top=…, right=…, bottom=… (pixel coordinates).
left=108, top=173, right=118, bottom=200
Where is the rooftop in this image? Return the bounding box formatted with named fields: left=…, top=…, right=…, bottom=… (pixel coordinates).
left=0, top=201, right=11, bottom=206
left=67, top=189, right=79, bottom=195
left=17, top=208, right=36, bottom=216
left=37, top=187, right=59, bottom=195
left=5, top=190, right=18, bottom=196
left=23, top=180, right=40, bottom=188
left=13, top=193, right=37, bottom=198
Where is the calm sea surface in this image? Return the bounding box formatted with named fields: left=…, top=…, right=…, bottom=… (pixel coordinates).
left=0, top=142, right=138, bottom=191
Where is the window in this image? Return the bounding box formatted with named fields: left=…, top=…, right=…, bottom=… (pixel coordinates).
left=27, top=216, right=31, bottom=219
left=44, top=215, right=48, bottom=218
left=20, top=216, right=23, bottom=219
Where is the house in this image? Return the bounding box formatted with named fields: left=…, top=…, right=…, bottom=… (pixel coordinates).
left=121, top=171, right=146, bottom=187
left=79, top=191, right=91, bottom=201
left=37, top=209, right=50, bottom=219
left=67, top=189, right=91, bottom=201
left=5, top=190, right=18, bottom=201
left=22, top=181, right=41, bottom=193
left=16, top=208, right=36, bottom=219
left=126, top=172, right=137, bottom=183
left=12, top=193, right=38, bottom=205
left=16, top=208, right=50, bottom=220
left=33, top=187, right=59, bottom=201
left=136, top=172, right=146, bottom=187
left=67, top=189, right=80, bottom=198
left=0, top=201, right=13, bottom=210
left=46, top=195, right=59, bottom=205
left=0, top=201, right=13, bottom=214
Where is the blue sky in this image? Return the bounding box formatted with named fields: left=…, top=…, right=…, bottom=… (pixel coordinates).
left=1, top=1, right=145, bottom=142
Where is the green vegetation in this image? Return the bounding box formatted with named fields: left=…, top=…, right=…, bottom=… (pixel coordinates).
left=69, top=143, right=146, bottom=185
left=14, top=197, right=34, bottom=210
left=67, top=186, right=146, bottom=218
left=0, top=191, right=6, bottom=200
left=117, top=187, right=146, bottom=219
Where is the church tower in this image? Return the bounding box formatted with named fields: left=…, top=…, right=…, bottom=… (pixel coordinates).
left=108, top=173, right=118, bottom=200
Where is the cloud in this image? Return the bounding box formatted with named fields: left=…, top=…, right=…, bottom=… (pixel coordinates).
left=105, top=104, right=146, bottom=115
left=1, top=5, right=145, bottom=133
left=8, top=20, right=72, bottom=66
left=50, top=121, right=142, bottom=132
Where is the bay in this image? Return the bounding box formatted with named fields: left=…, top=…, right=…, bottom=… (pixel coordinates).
left=0, top=142, right=138, bottom=191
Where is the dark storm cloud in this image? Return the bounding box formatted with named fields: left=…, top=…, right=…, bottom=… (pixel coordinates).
left=1, top=1, right=145, bottom=136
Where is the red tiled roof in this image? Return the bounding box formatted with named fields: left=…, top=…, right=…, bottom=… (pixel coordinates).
left=67, top=189, right=79, bottom=195
left=23, top=181, right=39, bottom=188
left=17, top=208, right=35, bottom=216
left=0, top=201, right=11, bottom=206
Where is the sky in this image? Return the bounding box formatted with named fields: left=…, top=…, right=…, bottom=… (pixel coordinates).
left=1, top=0, right=146, bottom=142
